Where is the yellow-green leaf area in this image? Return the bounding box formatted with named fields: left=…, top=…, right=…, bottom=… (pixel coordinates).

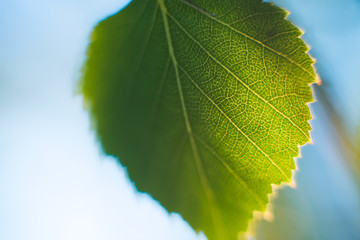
left=82, top=0, right=316, bottom=239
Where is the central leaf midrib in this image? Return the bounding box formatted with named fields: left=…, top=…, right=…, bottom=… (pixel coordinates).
left=158, top=0, right=224, bottom=237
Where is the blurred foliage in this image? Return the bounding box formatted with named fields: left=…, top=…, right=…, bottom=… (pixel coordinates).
left=316, top=83, right=360, bottom=182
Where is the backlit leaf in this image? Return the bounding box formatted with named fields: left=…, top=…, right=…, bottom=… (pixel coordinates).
left=82, top=0, right=316, bottom=239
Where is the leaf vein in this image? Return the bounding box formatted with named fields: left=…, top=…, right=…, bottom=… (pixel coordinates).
left=178, top=0, right=314, bottom=78
left=158, top=1, right=225, bottom=237
left=195, top=135, right=265, bottom=206
left=178, top=64, right=290, bottom=181
left=166, top=12, right=309, bottom=141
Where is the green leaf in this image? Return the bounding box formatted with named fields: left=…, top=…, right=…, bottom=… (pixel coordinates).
left=81, top=0, right=316, bottom=239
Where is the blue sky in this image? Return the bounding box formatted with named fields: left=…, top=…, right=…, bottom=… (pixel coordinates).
left=1, top=0, right=359, bottom=240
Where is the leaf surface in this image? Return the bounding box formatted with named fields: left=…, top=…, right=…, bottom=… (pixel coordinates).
left=82, top=0, right=316, bottom=239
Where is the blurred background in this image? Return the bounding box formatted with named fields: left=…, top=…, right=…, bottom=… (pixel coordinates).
left=0, top=0, right=359, bottom=239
